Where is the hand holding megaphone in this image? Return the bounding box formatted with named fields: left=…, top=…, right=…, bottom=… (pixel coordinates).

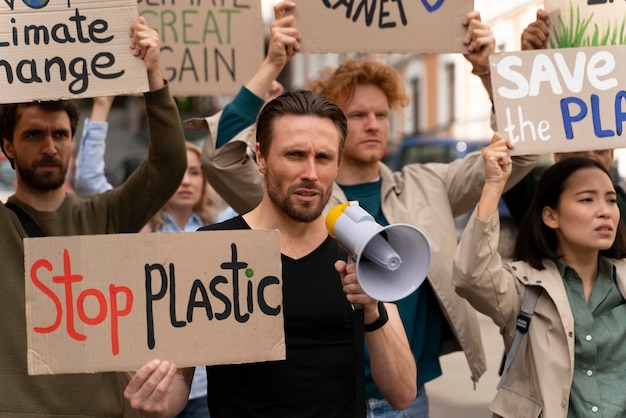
left=326, top=201, right=431, bottom=302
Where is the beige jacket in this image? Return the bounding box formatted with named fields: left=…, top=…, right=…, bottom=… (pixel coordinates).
left=201, top=112, right=539, bottom=385
left=453, top=212, right=626, bottom=417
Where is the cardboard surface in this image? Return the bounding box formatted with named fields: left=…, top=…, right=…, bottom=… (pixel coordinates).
left=545, top=0, right=626, bottom=48
left=0, top=0, right=148, bottom=103
left=490, top=45, right=626, bottom=156
left=138, top=0, right=265, bottom=96
left=24, top=230, right=285, bottom=375
left=289, top=0, right=474, bottom=54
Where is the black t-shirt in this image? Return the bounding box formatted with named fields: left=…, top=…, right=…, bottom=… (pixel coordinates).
left=199, top=217, right=363, bottom=418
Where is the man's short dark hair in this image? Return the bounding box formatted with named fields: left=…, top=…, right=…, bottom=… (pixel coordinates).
left=256, top=90, right=347, bottom=159
left=0, top=100, right=80, bottom=168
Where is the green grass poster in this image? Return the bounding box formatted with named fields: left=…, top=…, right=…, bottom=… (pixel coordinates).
left=545, top=0, right=626, bottom=48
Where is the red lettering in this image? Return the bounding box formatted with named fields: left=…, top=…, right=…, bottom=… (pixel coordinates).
left=30, top=259, right=62, bottom=333
left=29, top=249, right=135, bottom=356
left=110, top=284, right=133, bottom=355
left=77, top=288, right=107, bottom=326
left=52, top=249, right=86, bottom=341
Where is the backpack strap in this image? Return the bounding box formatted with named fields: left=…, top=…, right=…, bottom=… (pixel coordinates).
left=497, top=286, right=542, bottom=389
left=4, top=201, right=46, bottom=237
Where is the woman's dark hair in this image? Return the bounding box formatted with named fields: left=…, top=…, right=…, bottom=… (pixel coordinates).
left=0, top=100, right=80, bottom=168
left=256, top=89, right=347, bottom=159
left=514, top=156, right=626, bottom=269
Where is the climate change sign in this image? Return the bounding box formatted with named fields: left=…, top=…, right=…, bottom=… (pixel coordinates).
left=25, top=230, right=285, bottom=375
left=0, top=0, right=148, bottom=103
left=289, top=0, right=473, bottom=54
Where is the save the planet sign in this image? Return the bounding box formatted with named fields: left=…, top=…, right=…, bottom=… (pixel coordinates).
left=0, top=0, right=148, bottom=103
left=490, top=45, right=626, bottom=156
left=489, top=0, right=626, bottom=156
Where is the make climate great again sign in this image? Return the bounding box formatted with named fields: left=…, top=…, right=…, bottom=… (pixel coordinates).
left=138, top=0, right=264, bottom=96
left=0, top=0, right=148, bottom=103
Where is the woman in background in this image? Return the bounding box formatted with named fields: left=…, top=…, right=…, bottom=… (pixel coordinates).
left=144, top=140, right=221, bottom=233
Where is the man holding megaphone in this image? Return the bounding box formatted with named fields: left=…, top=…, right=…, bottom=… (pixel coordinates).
left=197, top=3, right=540, bottom=416
left=125, top=89, right=417, bottom=417
left=199, top=11, right=538, bottom=418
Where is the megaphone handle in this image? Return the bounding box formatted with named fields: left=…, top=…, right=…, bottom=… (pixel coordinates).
left=348, top=256, right=364, bottom=310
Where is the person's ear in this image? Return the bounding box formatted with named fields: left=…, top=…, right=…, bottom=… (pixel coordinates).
left=3, top=138, right=14, bottom=159
left=256, top=143, right=266, bottom=175
left=542, top=206, right=559, bottom=229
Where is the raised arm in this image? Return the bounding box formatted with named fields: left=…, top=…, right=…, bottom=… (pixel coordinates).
left=245, top=1, right=299, bottom=99
left=462, top=11, right=495, bottom=100
left=74, top=96, right=114, bottom=198
left=477, top=134, right=513, bottom=220
left=129, top=16, right=165, bottom=92
left=100, top=16, right=186, bottom=233
left=452, top=133, right=521, bottom=329
left=335, top=260, right=417, bottom=410
left=200, top=0, right=301, bottom=214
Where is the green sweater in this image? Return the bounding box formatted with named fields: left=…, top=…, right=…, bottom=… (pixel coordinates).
left=0, top=84, right=187, bottom=417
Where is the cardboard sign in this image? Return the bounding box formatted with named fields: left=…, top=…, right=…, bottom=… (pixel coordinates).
left=0, top=0, right=149, bottom=103
left=289, top=0, right=474, bottom=54
left=490, top=45, right=626, bottom=156
left=138, top=0, right=264, bottom=96
left=24, top=230, right=285, bottom=375
left=545, top=0, right=626, bottom=48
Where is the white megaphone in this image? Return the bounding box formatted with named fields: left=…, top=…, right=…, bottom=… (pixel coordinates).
left=326, top=201, right=431, bottom=302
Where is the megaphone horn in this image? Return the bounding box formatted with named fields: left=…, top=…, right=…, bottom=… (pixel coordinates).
left=326, top=201, right=431, bottom=302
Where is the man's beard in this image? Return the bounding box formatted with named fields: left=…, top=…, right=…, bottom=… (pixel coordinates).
left=17, top=156, right=67, bottom=191
left=266, top=176, right=330, bottom=223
